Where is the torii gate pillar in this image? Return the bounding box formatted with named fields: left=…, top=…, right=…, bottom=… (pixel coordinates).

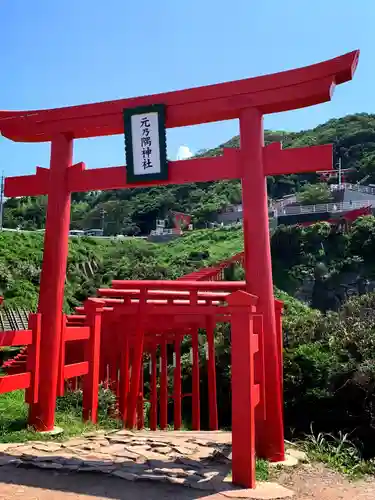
left=240, top=108, right=284, bottom=461
left=29, top=135, right=73, bottom=430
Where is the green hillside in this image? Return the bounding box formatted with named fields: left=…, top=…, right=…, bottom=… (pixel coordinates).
left=5, top=113, right=375, bottom=235
left=0, top=228, right=243, bottom=311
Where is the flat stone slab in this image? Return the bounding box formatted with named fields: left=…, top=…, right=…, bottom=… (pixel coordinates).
left=0, top=431, right=303, bottom=494
left=202, top=482, right=295, bottom=499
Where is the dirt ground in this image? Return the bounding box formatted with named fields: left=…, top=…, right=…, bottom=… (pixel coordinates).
left=273, top=463, right=375, bottom=500
left=0, top=463, right=374, bottom=499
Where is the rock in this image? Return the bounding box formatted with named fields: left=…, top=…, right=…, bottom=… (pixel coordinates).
left=82, top=443, right=101, bottom=451
left=203, top=470, right=221, bottom=479
left=167, top=476, right=188, bottom=486
left=112, top=470, right=138, bottom=481
left=109, top=430, right=134, bottom=437
left=84, top=431, right=107, bottom=438
left=62, top=438, right=87, bottom=448
left=174, top=457, right=200, bottom=468
left=269, top=455, right=299, bottom=468
left=33, top=455, right=64, bottom=463
left=0, top=456, right=22, bottom=466
left=128, top=445, right=151, bottom=454
left=33, top=442, right=61, bottom=453
left=64, top=464, right=80, bottom=471
left=173, top=446, right=195, bottom=455
left=63, top=458, right=83, bottom=466
left=153, top=446, right=172, bottom=455
left=189, top=477, right=214, bottom=490
left=82, top=460, right=114, bottom=467
left=220, top=482, right=296, bottom=498
left=108, top=435, right=133, bottom=444
left=149, top=441, right=170, bottom=448
left=190, top=439, right=211, bottom=447
left=102, top=443, right=128, bottom=454
left=285, top=448, right=308, bottom=463
left=113, top=449, right=139, bottom=460
left=78, top=465, right=101, bottom=472
left=139, top=473, right=167, bottom=482
left=153, top=467, right=196, bottom=477
left=95, top=439, right=110, bottom=447
left=34, top=462, right=64, bottom=470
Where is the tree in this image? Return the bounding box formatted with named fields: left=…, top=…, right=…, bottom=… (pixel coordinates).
left=297, top=183, right=333, bottom=205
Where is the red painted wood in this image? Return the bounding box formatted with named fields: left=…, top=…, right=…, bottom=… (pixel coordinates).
left=263, top=142, right=333, bottom=176
left=274, top=300, right=284, bottom=418
left=83, top=301, right=103, bottom=423
left=0, top=51, right=358, bottom=142
left=25, top=313, right=41, bottom=405
left=137, top=364, right=144, bottom=430
left=191, top=328, right=200, bottom=431
left=57, top=316, right=67, bottom=397
left=253, top=314, right=266, bottom=454
left=227, top=291, right=257, bottom=489
left=0, top=373, right=31, bottom=394
left=64, top=326, right=90, bottom=341
left=240, top=107, right=284, bottom=462
left=64, top=362, right=89, bottom=379
left=0, top=330, right=32, bottom=347
left=150, top=345, right=158, bottom=431
left=111, top=280, right=248, bottom=291
left=126, top=310, right=146, bottom=429
left=206, top=316, right=218, bottom=431
left=160, top=339, right=168, bottom=430
left=173, top=336, right=182, bottom=430
left=119, top=334, right=130, bottom=423
left=28, top=135, right=73, bottom=432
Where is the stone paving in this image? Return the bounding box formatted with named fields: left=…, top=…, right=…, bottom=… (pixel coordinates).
left=0, top=430, right=235, bottom=492
left=0, top=430, right=305, bottom=496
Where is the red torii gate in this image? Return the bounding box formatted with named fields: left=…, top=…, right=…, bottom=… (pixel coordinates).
left=0, top=51, right=358, bottom=467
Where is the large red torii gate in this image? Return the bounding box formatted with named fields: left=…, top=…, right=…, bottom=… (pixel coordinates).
left=0, top=51, right=358, bottom=465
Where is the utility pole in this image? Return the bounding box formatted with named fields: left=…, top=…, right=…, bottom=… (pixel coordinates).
left=100, top=208, right=106, bottom=234
left=0, top=172, right=4, bottom=231
left=338, top=157, right=342, bottom=187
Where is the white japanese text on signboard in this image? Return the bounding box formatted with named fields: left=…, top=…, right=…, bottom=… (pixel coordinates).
left=130, top=112, right=161, bottom=176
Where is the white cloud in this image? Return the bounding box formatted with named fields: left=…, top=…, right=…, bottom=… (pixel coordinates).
left=176, top=145, right=193, bottom=160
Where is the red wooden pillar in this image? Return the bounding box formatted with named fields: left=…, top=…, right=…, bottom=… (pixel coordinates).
left=126, top=313, right=145, bottom=429
left=160, top=339, right=168, bottom=430
left=173, top=335, right=182, bottom=430
left=82, top=299, right=104, bottom=423
left=227, top=291, right=259, bottom=489
left=150, top=345, right=158, bottom=430
left=239, top=107, right=284, bottom=462
left=274, top=300, right=284, bottom=404
left=137, top=362, right=144, bottom=429
left=191, top=328, right=200, bottom=430
left=206, top=316, right=218, bottom=430
left=29, top=134, right=73, bottom=432
left=119, top=333, right=130, bottom=424
left=253, top=314, right=266, bottom=455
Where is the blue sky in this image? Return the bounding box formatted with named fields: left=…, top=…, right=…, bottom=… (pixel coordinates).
left=1, top=0, right=374, bottom=177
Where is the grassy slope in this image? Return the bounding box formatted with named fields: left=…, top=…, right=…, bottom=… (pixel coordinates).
left=0, top=228, right=244, bottom=311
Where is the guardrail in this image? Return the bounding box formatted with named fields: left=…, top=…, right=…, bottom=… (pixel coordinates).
left=275, top=200, right=374, bottom=216
left=330, top=183, right=375, bottom=196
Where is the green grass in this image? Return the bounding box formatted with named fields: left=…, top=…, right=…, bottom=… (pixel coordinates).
left=0, top=389, right=121, bottom=443
left=226, top=459, right=269, bottom=483
left=301, top=429, right=375, bottom=478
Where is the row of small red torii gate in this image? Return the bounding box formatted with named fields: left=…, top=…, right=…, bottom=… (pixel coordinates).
left=0, top=50, right=358, bottom=489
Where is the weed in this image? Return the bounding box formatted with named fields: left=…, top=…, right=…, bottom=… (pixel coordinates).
left=301, top=425, right=375, bottom=477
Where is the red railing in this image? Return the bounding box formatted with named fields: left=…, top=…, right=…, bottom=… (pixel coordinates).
left=57, top=299, right=104, bottom=423
left=0, top=314, right=41, bottom=404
